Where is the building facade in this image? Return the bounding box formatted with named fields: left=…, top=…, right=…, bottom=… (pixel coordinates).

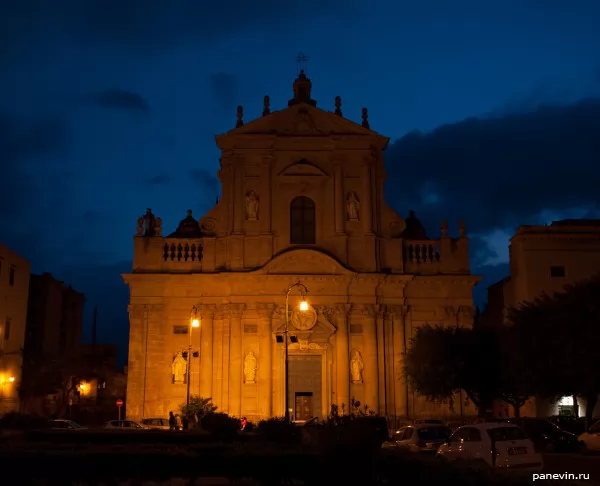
left=21, top=272, right=85, bottom=415
left=123, top=72, right=481, bottom=422
left=0, top=244, right=31, bottom=414
left=484, top=219, right=600, bottom=416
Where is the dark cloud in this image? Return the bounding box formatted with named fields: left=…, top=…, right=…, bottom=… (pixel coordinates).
left=210, top=73, right=240, bottom=111
left=0, top=110, right=69, bottom=222
left=146, top=174, right=170, bottom=186
left=0, top=0, right=353, bottom=62
left=189, top=169, right=219, bottom=193
left=384, top=98, right=600, bottom=238
left=92, top=89, right=150, bottom=113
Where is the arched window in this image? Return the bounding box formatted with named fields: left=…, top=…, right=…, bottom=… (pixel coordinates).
left=290, top=196, right=316, bottom=244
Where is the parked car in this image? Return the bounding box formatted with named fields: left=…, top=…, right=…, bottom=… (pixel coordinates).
left=437, top=423, right=543, bottom=473
left=578, top=420, right=600, bottom=451
left=504, top=417, right=582, bottom=453
left=412, top=419, right=445, bottom=426
left=382, top=424, right=452, bottom=453
left=48, top=419, right=87, bottom=430
left=141, top=418, right=170, bottom=430
left=103, top=420, right=149, bottom=430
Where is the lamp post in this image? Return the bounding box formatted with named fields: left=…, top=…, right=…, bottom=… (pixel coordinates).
left=187, top=307, right=201, bottom=412
left=284, top=281, right=309, bottom=424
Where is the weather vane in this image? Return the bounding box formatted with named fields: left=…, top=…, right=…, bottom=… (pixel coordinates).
left=296, top=53, right=309, bottom=74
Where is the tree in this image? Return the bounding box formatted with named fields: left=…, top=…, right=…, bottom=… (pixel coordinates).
left=179, top=395, right=217, bottom=421
left=404, top=324, right=520, bottom=416
left=508, top=275, right=600, bottom=426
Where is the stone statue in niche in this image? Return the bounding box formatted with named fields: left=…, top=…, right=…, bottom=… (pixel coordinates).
left=244, top=351, right=257, bottom=384
left=245, top=191, right=259, bottom=220
left=346, top=192, right=360, bottom=221
left=172, top=351, right=188, bottom=384
left=350, top=350, right=364, bottom=383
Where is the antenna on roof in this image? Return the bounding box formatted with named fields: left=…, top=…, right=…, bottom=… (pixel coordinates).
left=296, top=52, right=309, bottom=74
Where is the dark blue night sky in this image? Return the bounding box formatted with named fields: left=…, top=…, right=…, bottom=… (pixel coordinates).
left=2, top=1, right=600, bottom=365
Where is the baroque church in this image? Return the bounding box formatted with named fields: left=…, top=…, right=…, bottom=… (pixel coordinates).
left=123, top=71, right=480, bottom=423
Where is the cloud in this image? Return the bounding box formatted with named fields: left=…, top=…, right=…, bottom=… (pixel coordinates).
left=0, top=0, right=353, bottom=64
left=146, top=174, right=170, bottom=186
left=91, top=89, right=150, bottom=113
left=189, top=169, right=219, bottom=193
left=0, top=110, right=69, bottom=222
left=384, top=98, right=600, bottom=240
left=209, top=73, right=240, bottom=111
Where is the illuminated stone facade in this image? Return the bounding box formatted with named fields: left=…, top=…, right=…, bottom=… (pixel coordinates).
left=485, top=219, right=600, bottom=417
left=0, top=244, right=31, bottom=414
left=123, top=73, right=480, bottom=422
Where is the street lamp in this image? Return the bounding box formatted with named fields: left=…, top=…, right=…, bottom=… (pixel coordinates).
left=284, top=281, right=309, bottom=423
left=187, top=307, right=201, bottom=412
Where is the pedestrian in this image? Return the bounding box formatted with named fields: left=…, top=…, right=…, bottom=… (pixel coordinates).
left=240, top=417, right=248, bottom=431
left=169, top=411, right=176, bottom=431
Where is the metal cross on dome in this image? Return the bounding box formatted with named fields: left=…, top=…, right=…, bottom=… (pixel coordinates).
left=296, top=53, right=309, bottom=73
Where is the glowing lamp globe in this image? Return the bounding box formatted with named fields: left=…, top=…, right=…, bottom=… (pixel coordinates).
left=299, top=300, right=309, bottom=312
left=191, top=318, right=200, bottom=328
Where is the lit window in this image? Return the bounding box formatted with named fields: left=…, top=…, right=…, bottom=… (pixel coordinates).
left=559, top=396, right=574, bottom=406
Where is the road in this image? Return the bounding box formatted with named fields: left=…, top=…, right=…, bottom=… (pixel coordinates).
left=543, top=453, right=600, bottom=483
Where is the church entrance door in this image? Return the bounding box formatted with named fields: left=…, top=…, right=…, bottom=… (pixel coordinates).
left=288, top=355, right=322, bottom=421
left=295, top=392, right=313, bottom=421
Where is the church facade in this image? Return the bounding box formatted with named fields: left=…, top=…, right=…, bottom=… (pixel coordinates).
left=123, top=72, right=480, bottom=423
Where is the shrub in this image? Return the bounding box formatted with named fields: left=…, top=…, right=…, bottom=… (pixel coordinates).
left=0, top=412, right=47, bottom=431
left=201, top=412, right=240, bottom=441
left=256, top=417, right=298, bottom=442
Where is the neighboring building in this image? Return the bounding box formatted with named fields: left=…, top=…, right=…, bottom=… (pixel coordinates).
left=123, top=71, right=481, bottom=423
left=0, top=244, right=31, bottom=414
left=21, top=273, right=85, bottom=415
left=483, top=219, right=600, bottom=416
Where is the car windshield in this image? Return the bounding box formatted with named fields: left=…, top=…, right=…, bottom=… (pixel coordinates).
left=417, top=426, right=451, bottom=440
left=487, top=426, right=528, bottom=442
left=66, top=420, right=83, bottom=428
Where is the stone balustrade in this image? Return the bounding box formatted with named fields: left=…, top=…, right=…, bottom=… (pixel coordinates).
left=403, top=240, right=441, bottom=274
left=163, top=240, right=203, bottom=262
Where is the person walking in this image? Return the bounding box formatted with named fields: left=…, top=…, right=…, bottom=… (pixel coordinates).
left=169, top=411, right=176, bottom=431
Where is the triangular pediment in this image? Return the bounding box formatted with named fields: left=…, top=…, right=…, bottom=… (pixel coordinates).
left=224, top=103, right=382, bottom=138
left=258, top=248, right=353, bottom=276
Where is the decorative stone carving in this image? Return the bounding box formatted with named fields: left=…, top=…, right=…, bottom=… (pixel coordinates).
left=441, top=221, right=449, bottom=238
left=287, top=108, right=319, bottom=134
left=172, top=351, right=187, bottom=384
left=350, top=350, right=364, bottom=383
left=138, top=208, right=158, bottom=237
left=244, top=351, right=257, bottom=384
left=136, top=216, right=144, bottom=236
left=245, top=191, right=259, bottom=220
left=154, top=217, right=162, bottom=236
left=346, top=192, right=360, bottom=221
left=291, top=303, right=317, bottom=331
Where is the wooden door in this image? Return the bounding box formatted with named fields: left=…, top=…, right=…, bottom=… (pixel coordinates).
left=295, top=394, right=313, bottom=421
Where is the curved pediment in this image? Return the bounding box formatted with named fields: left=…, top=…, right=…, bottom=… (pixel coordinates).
left=259, top=248, right=353, bottom=275
left=278, top=160, right=328, bottom=177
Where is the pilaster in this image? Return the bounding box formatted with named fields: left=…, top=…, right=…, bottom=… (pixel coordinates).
left=363, top=305, right=379, bottom=413
left=229, top=303, right=246, bottom=417
left=335, top=303, right=351, bottom=411
left=199, top=304, right=216, bottom=400
left=373, top=304, right=386, bottom=416
left=362, top=162, right=373, bottom=234
left=257, top=303, right=275, bottom=418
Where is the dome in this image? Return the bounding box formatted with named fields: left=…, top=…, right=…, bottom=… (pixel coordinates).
left=400, top=210, right=428, bottom=240
left=168, top=210, right=203, bottom=238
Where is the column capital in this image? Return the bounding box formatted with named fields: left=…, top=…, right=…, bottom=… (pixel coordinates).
left=335, top=303, right=352, bottom=318
left=229, top=303, right=246, bottom=318
left=257, top=303, right=276, bottom=319
left=196, top=303, right=216, bottom=319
